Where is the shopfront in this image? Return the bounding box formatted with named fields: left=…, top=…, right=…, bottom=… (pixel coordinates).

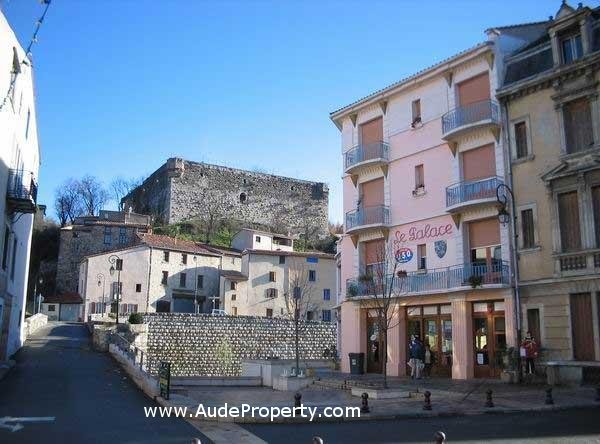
left=472, top=300, right=506, bottom=378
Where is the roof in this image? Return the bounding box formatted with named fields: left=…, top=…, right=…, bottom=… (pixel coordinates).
left=243, top=249, right=335, bottom=260
left=236, top=227, right=294, bottom=239
left=43, top=292, right=83, bottom=304
left=329, top=41, right=491, bottom=121
left=138, top=233, right=221, bottom=257
left=202, top=244, right=243, bottom=257
left=220, top=270, right=248, bottom=281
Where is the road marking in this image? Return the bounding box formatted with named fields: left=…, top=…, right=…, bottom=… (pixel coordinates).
left=0, top=416, right=56, bottom=432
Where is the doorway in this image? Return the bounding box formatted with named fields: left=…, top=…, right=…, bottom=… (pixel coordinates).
left=473, top=301, right=506, bottom=378
left=366, top=314, right=383, bottom=373
left=570, top=293, right=595, bottom=361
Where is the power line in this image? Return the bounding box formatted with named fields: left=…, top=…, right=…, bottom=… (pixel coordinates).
left=0, top=0, right=52, bottom=113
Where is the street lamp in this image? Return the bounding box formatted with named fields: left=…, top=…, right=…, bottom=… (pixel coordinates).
left=97, top=273, right=106, bottom=317
left=496, top=183, right=522, bottom=380
left=108, top=254, right=123, bottom=324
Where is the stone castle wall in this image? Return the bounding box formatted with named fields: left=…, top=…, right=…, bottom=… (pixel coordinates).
left=123, top=158, right=329, bottom=236
left=143, top=313, right=337, bottom=377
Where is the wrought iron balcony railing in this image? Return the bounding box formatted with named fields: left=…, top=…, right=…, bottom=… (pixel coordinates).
left=6, top=169, right=37, bottom=213
left=346, top=261, right=510, bottom=297
left=446, top=176, right=503, bottom=208
left=344, top=142, right=389, bottom=171
left=345, top=205, right=390, bottom=232
left=441, top=99, right=500, bottom=136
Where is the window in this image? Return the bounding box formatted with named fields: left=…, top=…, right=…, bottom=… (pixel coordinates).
left=180, top=273, right=187, bottom=288
left=266, top=308, right=273, bottom=318
left=269, top=271, right=276, bottom=282
left=135, top=283, right=142, bottom=293
left=322, top=309, right=332, bottom=322
left=2, top=227, right=9, bottom=270
left=240, top=192, right=247, bottom=203
left=293, top=286, right=301, bottom=299
left=161, top=271, right=169, bottom=285
left=119, top=227, right=127, bottom=244
left=558, top=191, right=581, bottom=251
left=197, top=275, right=204, bottom=289
left=309, top=270, right=316, bottom=281
left=411, top=99, right=421, bottom=126
left=307, top=311, right=315, bottom=321
left=521, top=209, right=535, bottom=249
left=514, top=121, right=529, bottom=159
left=266, top=288, right=278, bottom=298
left=417, top=244, right=426, bottom=270
left=104, top=227, right=112, bottom=245
left=111, top=281, right=123, bottom=297
left=279, top=255, right=286, bottom=264
left=231, top=294, right=236, bottom=301
left=163, top=251, right=170, bottom=262
left=255, top=235, right=261, bottom=243
left=230, top=281, right=236, bottom=290
left=323, top=289, right=331, bottom=300
left=48, top=304, right=55, bottom=312
left=593, top=186, right=600, bottom=248
left=415, top=164, right=424, bottom=189
left=232, top=307, right=238, bottom=315
left=563, top=98, right=594, bottom=154
left=10, top=237, right=17, bottom=281
left=561, top=33, right=583, bottom=64
left=181, top=253, right=187, bottom=265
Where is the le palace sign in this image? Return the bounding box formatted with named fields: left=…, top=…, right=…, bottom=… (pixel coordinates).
left=392, top=221, right=454, bottom=262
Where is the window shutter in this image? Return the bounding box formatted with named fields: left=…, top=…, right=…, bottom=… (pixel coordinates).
left=558, top=191, right=581, bottom=251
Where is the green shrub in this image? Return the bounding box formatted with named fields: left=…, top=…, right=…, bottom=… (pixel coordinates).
left=128, top=312, right=144, bottom=324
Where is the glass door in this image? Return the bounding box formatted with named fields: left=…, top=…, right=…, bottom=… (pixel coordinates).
left=366, top=317, right=382, bottom=373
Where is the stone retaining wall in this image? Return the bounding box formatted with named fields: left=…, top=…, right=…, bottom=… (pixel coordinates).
left=143, top=313, right=337, bottom=377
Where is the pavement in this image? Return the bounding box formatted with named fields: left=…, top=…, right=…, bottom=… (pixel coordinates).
left=0, top=322, right=209, bottom=443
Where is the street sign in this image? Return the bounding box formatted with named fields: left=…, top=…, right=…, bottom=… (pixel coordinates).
left=159, top=361, right=171, bottom=400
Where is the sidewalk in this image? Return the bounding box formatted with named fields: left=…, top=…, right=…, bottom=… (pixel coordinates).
left=158, top=376, right=600, bottom=424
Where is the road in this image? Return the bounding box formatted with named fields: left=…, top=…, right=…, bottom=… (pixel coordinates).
left=0, top=322, right=208, bottom=444
left=241, top=407, right=600, bottom=443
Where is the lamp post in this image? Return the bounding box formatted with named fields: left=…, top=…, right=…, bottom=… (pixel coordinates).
left=33, top=275, right=43, bottom=314
left=108, top=254, right=123, bottom=324
left=496, top=183, right=522, bottom=380
left=97, top=273, right=106, bottom=317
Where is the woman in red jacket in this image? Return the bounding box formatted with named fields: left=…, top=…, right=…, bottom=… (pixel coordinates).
left=521, top=331, right=539, bottom=375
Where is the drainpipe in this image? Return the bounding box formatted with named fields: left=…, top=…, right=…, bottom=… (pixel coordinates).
left=146, top=247, right=153, bottom=312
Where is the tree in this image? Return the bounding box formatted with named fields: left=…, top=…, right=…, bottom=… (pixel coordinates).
left=77, top=175, right=108, bottom=216
left=54, top=179, right=83, bottom=226
left=283, top=258, right=318, bottom=375
left=110, top=176, right=142, bottom=210
left=353, top=241, right=406, bottom=388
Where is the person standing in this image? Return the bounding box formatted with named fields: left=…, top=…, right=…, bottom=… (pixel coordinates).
left=409, top=335, right=424, bottom=379
left=521, top=331, right=539, bottom=375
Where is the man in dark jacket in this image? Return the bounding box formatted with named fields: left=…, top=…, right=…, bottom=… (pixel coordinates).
left=408, top=335, right=424, bottom=379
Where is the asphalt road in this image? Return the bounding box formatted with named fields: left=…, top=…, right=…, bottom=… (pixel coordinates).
left=0, top=322, right=207, bottom=444
left=242, top=407, right=600, bottom=443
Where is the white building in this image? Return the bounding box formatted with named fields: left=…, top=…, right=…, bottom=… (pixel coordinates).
left=231, top=228, right=294, bottom=252
left=0, top=12, right=41, bottom=360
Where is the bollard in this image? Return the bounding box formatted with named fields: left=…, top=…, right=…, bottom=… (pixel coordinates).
left=434, top=431, right=446, bottom=444
left=312, top=437, right=324, bottom=444
left=545, top=387, right=554, bottom=405
left=294, top=392, right=302, bottom=408
left=361, top=392, right=370, bottom=413
left=596, top=386, right=600, bottom=402
left=423, top=391, right=432, bottom=411
left=485, top=389, right=494, bottom=408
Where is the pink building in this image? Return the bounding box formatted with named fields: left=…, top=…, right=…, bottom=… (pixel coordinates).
left=331, top=24, right=548, bottom=379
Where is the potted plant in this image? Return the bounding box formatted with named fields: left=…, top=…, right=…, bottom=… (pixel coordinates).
left=396, top=270, right=408, bottom=278
left=468, top=275, right=483, bottom=288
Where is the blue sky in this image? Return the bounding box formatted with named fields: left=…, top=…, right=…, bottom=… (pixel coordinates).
left=2, top=0, right=564, bottom=223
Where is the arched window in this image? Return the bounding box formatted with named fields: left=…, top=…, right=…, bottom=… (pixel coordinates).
left=239, top=192, right=247, bottom=203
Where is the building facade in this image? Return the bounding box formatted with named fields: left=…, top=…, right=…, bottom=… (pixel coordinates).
left=331, top=23, right=549, bottom=378
left=0, top=12, right=40, bottom=360
left=498, top=3, right=600, bottom=369
left=121, top=157, right=329, bottom=237
left=56, top=210, right=151, bottom=294
left=78, top=233, right=237, bottom=319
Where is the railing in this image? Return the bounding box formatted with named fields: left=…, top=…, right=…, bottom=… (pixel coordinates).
left=110, top=332, right=158, bottom=376
left=345, top=205, right=390, bottom=231
left=446, top=176, right=503, bottom=208
left=441, top=99, right=499, bottom=135
left=346, top=261, right=510, bottom=297
left=7, top=169, right=37, bottom=205
left=344, top=142, right=390, bottom=171
left=557, top=250, right=600, bottom=272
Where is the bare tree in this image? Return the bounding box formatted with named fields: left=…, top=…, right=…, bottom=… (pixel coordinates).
left=283, top=258, right=318, bottom=374
left=77, top=175, right=108, bottom=216
left=349, top=241, right=405, bottom=388
left=110, top=176, right=142, bottom=210
left=54, top=179, right=83, bottom=226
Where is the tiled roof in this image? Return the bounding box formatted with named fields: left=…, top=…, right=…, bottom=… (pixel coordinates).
left=244, top=249, right=335, bottom=259
left=202, top=244, right=243, bottom=257
left=43, top=292, right=83, bottom=304
left=220, top=270, right=248, bottom=281
left=138, top=233, right=220, bottom=256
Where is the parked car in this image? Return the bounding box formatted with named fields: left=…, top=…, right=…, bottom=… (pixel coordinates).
left=211, top=309, right=228, bottom=316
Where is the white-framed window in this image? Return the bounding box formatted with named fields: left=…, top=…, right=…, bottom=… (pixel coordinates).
left=560, top=33, right=583, bottom=64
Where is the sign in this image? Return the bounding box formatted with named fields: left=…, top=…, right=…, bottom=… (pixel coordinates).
left=434, top=240, right=447, bottom=258
left=393, top=222, right=453, bottom=246
left=395, top=247, right=413, bottom=263
left=159, top=361, right=171, bottom=400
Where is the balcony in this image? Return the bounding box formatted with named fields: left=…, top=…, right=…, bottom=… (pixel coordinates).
left=441, top=100, right=500, bottom=147
left=346, top=261, right=510, bottom=298
left=6, top=169, right=37, bottom=214
left=446, top=176, right=502, bottom=212
left=345, top=205, right=390, bottom=235
left=344, top=142, right=389, bottom=180
left=555, top=250, right=600, bottom=275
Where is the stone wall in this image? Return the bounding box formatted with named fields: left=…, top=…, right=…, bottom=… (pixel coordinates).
left=123, top=158, right=329, bottom=237
left=143, top=313, right=336, bottom=377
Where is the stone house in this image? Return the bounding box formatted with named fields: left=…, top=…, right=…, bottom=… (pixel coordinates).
left=56, top=210, right=152, bottom=294
left=78, top=233, right=238, bottom=319
left=498, top=2, right=600, bottom=370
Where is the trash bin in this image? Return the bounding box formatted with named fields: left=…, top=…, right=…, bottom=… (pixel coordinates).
left=348, top=352, right=365, bottom=375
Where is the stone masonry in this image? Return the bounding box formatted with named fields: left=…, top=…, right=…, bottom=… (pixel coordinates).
left=122, top=158, right=329, bottom=237
left=143, top=313, right=336, bottom=377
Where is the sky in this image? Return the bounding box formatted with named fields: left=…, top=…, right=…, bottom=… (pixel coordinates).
left=2, top=0, right=569, bottom=223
